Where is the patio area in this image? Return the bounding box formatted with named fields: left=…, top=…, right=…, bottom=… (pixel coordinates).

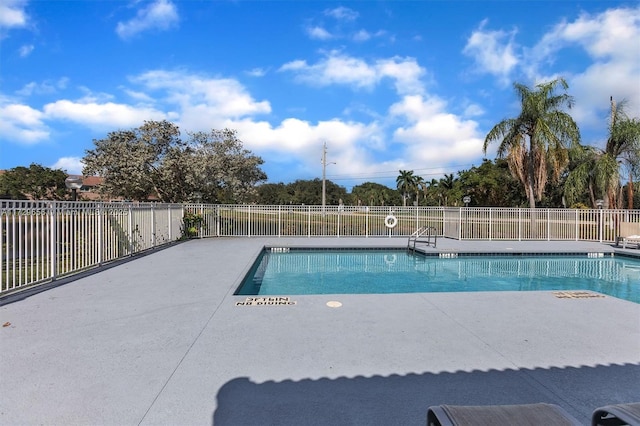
left=1, top=237, right=639, bottom=425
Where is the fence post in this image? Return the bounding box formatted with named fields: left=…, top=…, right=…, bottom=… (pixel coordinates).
left=151, top=203, right=156, bottom=247
left=278, top=205, right=282, bottom=237
left=366, top=209, right=369, bottom=238
left=547, top=209, right=551, bottom=241
left=488, top=208, right=493, bottom=241
left=128, top=204, right=133, bottom=255
left=98, top=203, right=103, bottom=265
left=49, top=202, right=57, bottom=280
left=518, top=209, right=522, bottom=241
left=599, top=207, right=604, bottom=243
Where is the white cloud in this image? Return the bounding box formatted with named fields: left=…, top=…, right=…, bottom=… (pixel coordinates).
left=16, top=77, right=68, bottom=96
left=0, top=102, right=49, bottom=144
left=18, top=44, right=33, bottom=57
left=279, top=51, right=425, bottom=95
left=353, top=29, right=370, bottom=42
left=51, top=157, right=83, bottom=174
left=246, top=67, right=267, bottom=77
left=390, top=95, right=485, bottom=166
left=324, top=6, right=358, bottom=22
left=463, top=19, right=519, bottom=84
left=463, top=103, right=484, bottom=118
left=225, top=117, right=388, bottom=182
left=131, top=70, right=271, bottom=126
left=0, top=0, right=28, bottom=30
left=116, top=0, right=179, bottom=40
left=43, top=99, right=166, bottom=129
left=306, top=25, right=333, bottom=40
left=529, top=6, right=640, bottom=132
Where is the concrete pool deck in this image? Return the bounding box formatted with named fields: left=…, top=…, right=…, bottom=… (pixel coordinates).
left=1, top=238, right=639, bottom=425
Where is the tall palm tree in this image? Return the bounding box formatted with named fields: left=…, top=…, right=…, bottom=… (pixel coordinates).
left=603, top=98, right=640, bottom=208
left=439, top=173, right=455, bottom=206
left=425, top=178, right=439, bottom=205
left=396, top=170, right=416, bottom=207
left=484, top=78, right=580, bottom=209
left=564, top=144, right=600, bottom=208
left=414, top=176, right=425, bottom=206
left=565, top=98, right=640, bottom=208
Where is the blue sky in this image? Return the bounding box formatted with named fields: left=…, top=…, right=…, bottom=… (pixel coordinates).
left=1, top=0, right=639, bottom=191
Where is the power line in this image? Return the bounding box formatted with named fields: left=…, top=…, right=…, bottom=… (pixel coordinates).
left=324, top=163, right=477, bottom=181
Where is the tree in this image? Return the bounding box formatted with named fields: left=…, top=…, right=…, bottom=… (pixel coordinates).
left=456, top=159, right=527, bottom=207
left=438, top=173, right=456, bottom=206
left=564, top=144, right=600, bottom=208
left=604, top=98, right=640, bottom=208
left=484, top=78, right=580, bottom=209
left=83, top=121, right=267, bottom=203
left=187, top=129, right=268, bottom=203
left=564, top=98, right=640, bottom=209
left=414, top=175, right=425, bottom=206
left=351, top=182, right=401, bottom=206
left=396, top=170, right=416, bottom=207
left=423, top=178, right=440, bottom=205
left=0, top=164, right=69, bottom=200
left=254, top=183, right=290, bottom=205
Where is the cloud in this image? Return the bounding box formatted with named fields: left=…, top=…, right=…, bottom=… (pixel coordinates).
left=306, top=25, right=333, bottom=40
left=324, top=6, right=358, bottom=22
left=463, top=19, right=519, bottom=84
left=116, top=0, right=179, bottom=40
left=280, top=51, right=425, bottom=95
left=246, top=67, right=267, bottom=77
left=43, top=99, right=167, bottom=130
left=528, top=6, right=640, bottom=132
left=0, top=102, right=49, bottom=144
left=130, top=70, right=271, bottom=126
left=51, top=157, right=83, bottom=174
left=19, top=44, right=34, bottom=57
left=390, top=95, right=485, bottom=167
left=352, top=29, right=371, bottom=42
left=16, top=78, right=68, bottom=96
left=0, top=0, right=28, bottom=30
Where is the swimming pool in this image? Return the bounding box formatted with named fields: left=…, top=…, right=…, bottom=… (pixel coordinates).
left=235, top=249, right=640, bottom=303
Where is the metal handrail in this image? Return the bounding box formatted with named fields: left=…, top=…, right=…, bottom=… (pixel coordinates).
left=407, top=226, right=437, bottom=252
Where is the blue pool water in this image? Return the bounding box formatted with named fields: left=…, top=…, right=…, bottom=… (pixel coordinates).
left=235, top=250, right=640, bottom=303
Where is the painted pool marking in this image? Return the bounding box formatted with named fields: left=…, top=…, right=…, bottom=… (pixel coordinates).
left=235, top=297, right=296, bottom=306
left=553, top=291, right=605, bottom=299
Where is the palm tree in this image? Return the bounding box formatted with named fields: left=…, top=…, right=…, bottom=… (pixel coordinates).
left=604, top=98, right=640, bottom=208
left=484, top=78, right=580, bottom=209
left=564, top=144, right=600, bottom=208
left=425, top=178, right=439, bottom=205
left=414, top=176, right=425, bottom=206
left=565, top=98, right=640, bottom=208
left=439, top=173, right=455, bottom=206
left=396, top=170, right=416, bottom=207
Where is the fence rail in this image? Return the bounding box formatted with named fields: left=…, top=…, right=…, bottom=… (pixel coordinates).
left=2, top=201, right=639, bottom=295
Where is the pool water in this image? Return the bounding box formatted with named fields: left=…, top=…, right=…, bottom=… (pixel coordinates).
left=235, top=250, right=640, bottom=303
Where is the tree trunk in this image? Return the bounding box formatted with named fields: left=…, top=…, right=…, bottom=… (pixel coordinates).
left=527, top=140, right=537, bottom=238
left=628, top=170, right=634, bottom=210
left=527, top=139, right=537, bottom=209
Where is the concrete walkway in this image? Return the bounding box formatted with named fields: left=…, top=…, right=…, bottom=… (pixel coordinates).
left=1, top=238, right=638, bottom=425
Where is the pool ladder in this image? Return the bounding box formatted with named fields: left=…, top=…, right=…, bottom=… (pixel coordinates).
left=407, top=226, right=437, bottom=252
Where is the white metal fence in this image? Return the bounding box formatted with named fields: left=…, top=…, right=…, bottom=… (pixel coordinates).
left=2, top=201, right=639, bottom=296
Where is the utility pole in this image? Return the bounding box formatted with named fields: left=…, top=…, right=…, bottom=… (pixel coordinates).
left=321, top=141, right=335, bottom=216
